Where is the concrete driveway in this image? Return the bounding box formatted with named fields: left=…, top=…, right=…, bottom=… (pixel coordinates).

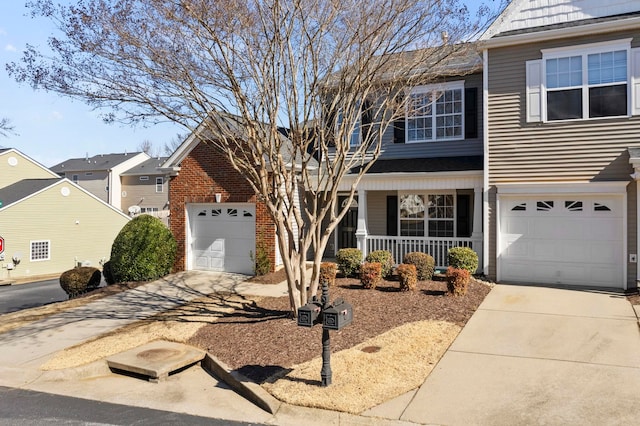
left=400, top=284, right=640, bottom=425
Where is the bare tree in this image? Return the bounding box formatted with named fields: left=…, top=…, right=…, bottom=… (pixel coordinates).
left=163, top=133, right=187, bottom=156
left=8, top=0, right=490, bottom=314
left=0, top=118, right=16, bottom=138
left=137, top=139, right=154, bottom=155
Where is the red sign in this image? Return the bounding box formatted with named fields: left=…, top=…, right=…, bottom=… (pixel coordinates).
left=0, top=236, right=3, bottom=255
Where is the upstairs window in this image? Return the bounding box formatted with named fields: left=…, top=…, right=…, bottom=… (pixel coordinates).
left=336, top=103, right=362, bottom=147
left=528, top=40, right=632, bottom=122
left=156, top=177, right=163, bottom=193
left=407, top=82, right=464, bottom=142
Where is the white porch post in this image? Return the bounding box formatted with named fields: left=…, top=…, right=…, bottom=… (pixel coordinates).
left=355, top=190, right=368, bottom=258
left=472, top=186, right=484, bottom=274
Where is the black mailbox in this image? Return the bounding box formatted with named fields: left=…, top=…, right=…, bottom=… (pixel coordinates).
left=297, top=302, right=322, bottom=327
left=322, top=298, right=353, bottom=330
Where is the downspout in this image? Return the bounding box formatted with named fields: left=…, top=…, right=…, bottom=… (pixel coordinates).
left=482, top=48, right=490, bottom=276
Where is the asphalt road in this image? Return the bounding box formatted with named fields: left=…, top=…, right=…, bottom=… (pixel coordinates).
left=0, top=279, right=69, bottom=314
left=0, top=386, right=259, bottom=425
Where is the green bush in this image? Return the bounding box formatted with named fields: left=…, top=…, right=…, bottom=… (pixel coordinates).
left=402, top=252, right=435, bottom=280
left=102, top=260, right=115, bottom=285
left=336, top=248, right=362, bottom=277
left=365, top=250, right=394, bottom=278
left=445, top=266, right=470, bottom=296
left=396, top=263, right=417, bottom=292
left=60, top=266, right=101, bottom=298
left=360, top=262, right=382, bottom=289
left=319, top=262, right=337, bottom=287
left=251, top=237, right=272, bottom=276
left=110, top=215, right=177, bottom=283
left=447, top=247, right=478, bottom=274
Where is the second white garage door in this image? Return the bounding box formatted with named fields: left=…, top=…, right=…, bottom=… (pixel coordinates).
left=189, top=204, right=256, bottom=275
left=499, top=195, right=624, bottom=288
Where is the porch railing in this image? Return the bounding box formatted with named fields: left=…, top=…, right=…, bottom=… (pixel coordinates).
left=365, top=235, right=482, bottom=270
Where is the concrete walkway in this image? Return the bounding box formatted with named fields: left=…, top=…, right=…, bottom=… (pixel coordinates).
left=1, top=274, right=639, bottom=425
left=367, top=284, right=640, bottom=425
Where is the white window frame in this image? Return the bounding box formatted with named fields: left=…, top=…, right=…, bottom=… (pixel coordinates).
left=30, top=240, right=51, bottom=262
left=541, top=39, right=632, bottom=122
left=71, top=174, right=79, bottom=184
left=139, top=176, right=149, bottom=181
left=156, top=177, right=164, bottom=193
left=399, top=191, right=457, bottom=237
left=406, top=81, right=465, bottom=143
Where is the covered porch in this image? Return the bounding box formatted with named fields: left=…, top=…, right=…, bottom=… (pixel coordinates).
left=330, top=159, right=484, bottom=270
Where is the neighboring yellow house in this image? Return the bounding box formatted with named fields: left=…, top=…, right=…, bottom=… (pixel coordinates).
left=0, top=148, right=130, bottom=281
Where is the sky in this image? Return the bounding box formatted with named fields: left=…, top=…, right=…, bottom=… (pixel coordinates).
left=0, top=1, right=182, bottom=167
left=0, top=0, right=500, bottom=168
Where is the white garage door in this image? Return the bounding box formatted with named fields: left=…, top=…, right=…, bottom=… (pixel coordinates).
left=499, top=195, right=624, bottom=288
left=188, top=204, right=256, bottom=275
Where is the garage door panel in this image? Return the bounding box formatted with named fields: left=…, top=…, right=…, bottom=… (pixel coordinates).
left=499, top=195, right=623, bottom=288
left=189, top=204, right=256, bottom=275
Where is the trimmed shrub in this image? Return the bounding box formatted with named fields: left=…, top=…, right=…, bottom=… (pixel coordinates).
left=102, top=260, right=115, bottom=285
left=445, top=266, right=470, bottom=296
left=447, top=247, right=478, bottom=274
left=360, top=262, right=382, bottom=289
left=396, top=263, right=417, bottom=292
left=251, top=237, right=272, bottom=276
left=365, top=250, right=394, bottom=279
left=110, top=215, right=177, bottom=283
left=60, top=266, right=101, bottom=298
left=319, top=262, right=338, bottom=287
left=402, top=252, right=435, bottom=281
left=336, top=248, right=362, bottom=277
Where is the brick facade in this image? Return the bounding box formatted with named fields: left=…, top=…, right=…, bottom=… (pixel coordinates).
left=168, top=142, right=276, bottom=273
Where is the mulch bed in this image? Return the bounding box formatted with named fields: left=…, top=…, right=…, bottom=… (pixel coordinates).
left=187, top=275, right=491, bottom=383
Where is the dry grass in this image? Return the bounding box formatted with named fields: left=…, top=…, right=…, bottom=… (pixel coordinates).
left=263, top=320, right=460, bottom=414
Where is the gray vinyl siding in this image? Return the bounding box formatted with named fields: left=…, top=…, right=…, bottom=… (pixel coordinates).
left=367, top=191, right=394, bottom=235
left=121, top=175, right=169, bottom=213
left=60, top=171, right=109, bottom=203
left=487, top=30, right=640, bottom=288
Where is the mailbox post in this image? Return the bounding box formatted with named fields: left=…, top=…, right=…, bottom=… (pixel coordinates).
left=297, top=280, right=352, bottom=387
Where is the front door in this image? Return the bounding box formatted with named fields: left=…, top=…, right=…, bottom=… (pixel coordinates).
left=337, top=196, right=358, bottom=249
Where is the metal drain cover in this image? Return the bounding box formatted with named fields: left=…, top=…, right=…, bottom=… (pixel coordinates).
left=107, top=340, right=206, bottom=383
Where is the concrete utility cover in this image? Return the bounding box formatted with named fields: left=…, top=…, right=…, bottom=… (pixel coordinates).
left=106, top=340, right=206, bottom=383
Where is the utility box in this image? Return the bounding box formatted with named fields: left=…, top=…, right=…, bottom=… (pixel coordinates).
left=322, top=298, right=353, bottom=330
left=297, top=302, right=322, bottom=327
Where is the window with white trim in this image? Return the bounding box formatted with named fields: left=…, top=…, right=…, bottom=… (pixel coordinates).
left=535, top=40, right=632, bottom=122
left=407, top=82, right=464, bottom=142
left=156, top=177, right=163, bottom=193
left=30, top=240, right=50, bottom=261
left=400, top=193, right=456, bottom=237
left=71, top=174, right=79, bottom=184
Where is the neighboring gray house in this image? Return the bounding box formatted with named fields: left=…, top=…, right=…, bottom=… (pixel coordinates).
left=51, top=152, right=150, bottom=212
left=120, top=156, right=170, bottom=224
left=480, top=0, right=640, bottom=290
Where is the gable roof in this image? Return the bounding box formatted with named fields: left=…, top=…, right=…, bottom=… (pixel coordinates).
left=0, top=148, right=61, bottom=179
left=0, top=177, right=131, bottom=219
left=0, top=178, right=61, bottom=208
left=50, top=152, right=146, bottom=173
left=121, top=157, right=168, bottom=176
left=481, top=0, right=640, bottom=46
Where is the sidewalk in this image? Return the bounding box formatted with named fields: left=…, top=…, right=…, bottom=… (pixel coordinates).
left=1, top=273, right=639, bottom=425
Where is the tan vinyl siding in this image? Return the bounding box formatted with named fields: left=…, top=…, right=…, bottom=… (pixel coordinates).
left=0, top=151, right=58, bottom=187
left=487, top=31, right=640, bottom=184
left=63, top=171, right=110, bottom=203
left=487, top=30, right=640, bottom=288
left=0, top=182, right=129, bottom=280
